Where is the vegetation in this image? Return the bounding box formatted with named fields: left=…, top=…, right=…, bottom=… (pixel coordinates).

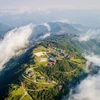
left=1, top=35, right=87, bottom=100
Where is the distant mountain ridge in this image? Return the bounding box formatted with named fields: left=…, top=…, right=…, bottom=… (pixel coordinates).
left=71, top=24, right=89, bottom=32
left=29, top=22, right=82, bottom=42
left=48, top=22, right=80, bottom=34
left=0, top=22, right=89, bottom=40
left=1, top=23, right=100, bottom=99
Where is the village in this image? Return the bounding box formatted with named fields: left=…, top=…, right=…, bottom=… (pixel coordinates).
left=22, top=43, right=76, bottom=94
left=6, top=42, right=86, bottom=100
left=33, top=43, right=74, bottom=66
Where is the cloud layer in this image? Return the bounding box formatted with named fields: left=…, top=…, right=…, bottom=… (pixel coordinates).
left=85, top=54, right=100, bottom=66
left=43, top=23, right=51, bottom=31
left=0, top=22, right=53, bottom=71
left=67, top=54, right=100, bottom=100
left=0, top=24, right=34, bottom=71
left=68, top=72, right=100, bottom=100
left=79, top=29, right=100, bottom=42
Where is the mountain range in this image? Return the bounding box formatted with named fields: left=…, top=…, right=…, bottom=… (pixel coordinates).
left=0, top=21, right=100, bottom=100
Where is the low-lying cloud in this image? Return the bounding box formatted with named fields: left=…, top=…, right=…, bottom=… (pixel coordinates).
left=39, top=32, right=51, bottom=40
left=68, top=72, right=100, bottom=100
left=43, top=23, right=51, bottom=32
left=79, top=29, right=100, bottom=42
left=57, top=19, right=71, bottom=23
left=85, top=54, right=100, bottom=66
left=0, top=24, right=34, bottom=71
left=0, top=23, right=53, bottom=71
left=67, top=54, right=100, bottom=100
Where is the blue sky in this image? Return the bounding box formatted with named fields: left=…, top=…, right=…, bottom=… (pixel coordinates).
left=0, top=0, right=100, bottom=27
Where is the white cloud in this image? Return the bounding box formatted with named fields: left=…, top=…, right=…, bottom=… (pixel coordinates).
left=43, top=23, right=51, bottom=31
left=39, top=32, right=51, bottom=39
left=85, top=54, right=100, bottom=66
left=58, top=19, right=71, bottom=23
left=68, top=72, right=100, bottom=100
left=79, top=29, right=100, bottom=42
left=0, top=24, right=34, bottom=71
left=67, top=54, right=100, bottom=100
left=0, top=22, right=54, bottom=71
left=79, top=35, right=90, bottom=42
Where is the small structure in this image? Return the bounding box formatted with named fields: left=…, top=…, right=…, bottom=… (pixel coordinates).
left=33, top=79, right=36, bottom=82
left=40, top=76, right=45, bottom=79
left=40, top=58, right=47, bottom=62
left=47, top=42, right=51, bottom=48
left=34, top=52, right=44, bottom=57
left=48, top=61, right=56, bottom=66
left=52, top=52, right=59, bottom=57
left=58, top=49, right=64, bottom=53
left=48, top=57, right=56, bottom=66
left=46, top=50, right=50, bottom=53
left=48, top=57, right=56, bottom=62
left=47, top=78, right=52, bottom=83
left=26, top=69, right=34, bottom=77
left=56, top=85, right=63, bottom=91
left=69, top=55, right=74, bottom=59
left=67, top=55, right=74, bottom=60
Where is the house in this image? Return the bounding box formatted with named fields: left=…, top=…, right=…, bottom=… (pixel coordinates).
left=48, top=61, right=56, bottom=66
left=56, top=85, right=63, bottom=91
left=47, top=43, right=51, bottom=48
left=26, top=69, right=34, bottom=77
left=47, top=78, right=52, bottom=83
left=40, top=76, right=45, bottom=79
left=46, top=50, right=50, bottom=53
left=52, top=52, right=59, bottom=57
left=69, top=55, right=74, bottom=59
left=58, top=49, right=64, bottom=53
left=66, top=55, right=74, bottom=60
left=48, top=57, right=56, bottom=62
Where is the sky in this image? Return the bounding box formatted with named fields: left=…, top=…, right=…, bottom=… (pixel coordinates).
left=0, top=0, right=100, bottom=11
left=0, top=0, right=100, bottom=27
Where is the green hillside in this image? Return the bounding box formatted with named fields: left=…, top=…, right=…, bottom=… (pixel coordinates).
left=2, top=35, right=88, bottom=100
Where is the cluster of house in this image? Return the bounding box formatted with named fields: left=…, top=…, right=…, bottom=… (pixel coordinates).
left=47, top=47, right=74, bottom=66
left=46, top=47, right=66, bottom=66
left=25, top=68, right=46, bottom=82
left=47, top=57, right=56, bottom=66
left=25, top=68, right=63, bottom=91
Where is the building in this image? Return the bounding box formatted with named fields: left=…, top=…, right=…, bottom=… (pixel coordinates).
left=48, top=61, right=56, bottom=66
left=26, top=69, right=34, bottom=77
left=47, top=78, right=52, bottom=83
left=48, top=57, right=56, bottom=62
left=40, top=76, right=45, bottom=79
left=56, top=85, right=63, bottom=91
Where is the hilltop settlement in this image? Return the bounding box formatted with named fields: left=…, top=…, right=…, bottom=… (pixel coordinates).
left=4, top=35, right=86, bottom=100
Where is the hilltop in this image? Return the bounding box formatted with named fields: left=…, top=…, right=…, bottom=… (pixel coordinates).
left=0, top=34, right=88, bottom=100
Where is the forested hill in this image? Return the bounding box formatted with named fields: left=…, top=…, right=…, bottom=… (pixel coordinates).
left=47, top=34, right=100, bottom=55
left=0, top=34, right=88, bottom=100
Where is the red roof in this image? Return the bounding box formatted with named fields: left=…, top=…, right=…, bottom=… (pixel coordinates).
left=48, top=61, right=55, bottom=65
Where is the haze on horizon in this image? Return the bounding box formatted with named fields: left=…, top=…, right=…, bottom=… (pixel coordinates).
left=0, top=0, right=100, bottom=27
